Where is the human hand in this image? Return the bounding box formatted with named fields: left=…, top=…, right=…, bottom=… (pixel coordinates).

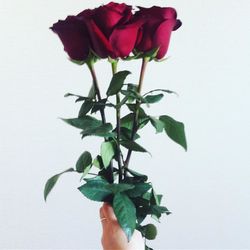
left=100, top=202, right=145, bottom=250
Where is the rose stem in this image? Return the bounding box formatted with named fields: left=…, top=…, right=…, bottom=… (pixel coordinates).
left=87, top=60, right=114, bottom=183
left=111, top=60, right=123, bottom=183
left=87, top=61, right=106, bottom=124
left=124, top=57, right=149, bottom=177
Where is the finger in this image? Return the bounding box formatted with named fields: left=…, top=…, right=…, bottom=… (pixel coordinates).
left=99, top=205, right=107, bottom=230
left=99, top=205, right=104, bottom=219
left=102, top=202, right=117, bottom=221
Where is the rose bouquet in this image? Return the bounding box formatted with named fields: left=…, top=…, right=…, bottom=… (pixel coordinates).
left=44, top=2, right=186, bottom=249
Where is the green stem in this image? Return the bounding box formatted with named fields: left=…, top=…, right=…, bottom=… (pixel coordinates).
left=87, top=61, right=114, bottom=183
left=124, top=57, right=149, bottom=176
left=111, top=60, right=123, bottom=183
left=111, top=60, right=118, bottom=75
left=87, top=61, right=106, bottom=124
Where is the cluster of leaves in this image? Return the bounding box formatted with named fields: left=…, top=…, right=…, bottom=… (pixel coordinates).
left=44, top=69, right=187, bottom=249
left=78, top=171, right=170, bottom=243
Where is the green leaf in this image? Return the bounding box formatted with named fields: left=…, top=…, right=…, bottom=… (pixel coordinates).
left=78, top=100, right=94, bottom=117
left=133, top=47, right=159, bottom=61
left=143, top=88, right=178, bottom=96
left=106, top=70, right=131, bottom=96
left=88, top=84, right=96, bottom=99
left=150, top=205, right=171, bottom=217
left=127, top=84, right=138, bottom=103
left=127, top=84, right=138, bottom=91
left=126, top=105, right=147, bottom=118
left=144, top=94, right=164, bottom=104
left=101, top=141, right=116, bottom=168
left=134, top=199, right=151, bottom=224
left=126, top=104, right=136, bottom=112
left=149, top=117, right=164, bottom=133
left=81, top=123, right=114, bottom=138
left=123, top=53, right=143, bottom=61
left=64, top=93, right=85, bottom=98
left=44, top=168, right=74, bottom=201
left=157, top=194, right=163, bottom=205
left=120, top=140, right=148, bottom=153
left=64, top=93, right=92, bottom=103
left=138, top=118, right=150, bottom=129
left=80, top=165, right=92, bottom=179
left=142, top=224, right=157, bottom=240
left=150, top=189, right=160, bottom=206
left=78, top=177, right=112, bottom=202
left=120, top=90, right=137, bottom=99
left=98, top=167, right=113, bottom=182
left=120, top=127, right=140, bottom=141
left=117, top=96, right=129, bottom=108
left=127, top=169, right=148, bottom=182
left=91, top=99, right=108, bottom=114
left=121, top=113, right=149, bottom=130
left=159, top=115, right=187, bottom=151
left=133, top=197, right=150, bottom=208
left=136, top=207, right=149, bottom=224
left=69, top=58, right=85, bottom=65
left=76, top=151, right=92, bottom=173
left=126, top=183, right=151, bottom=198
left=121, top=89, right=147, bottom=103
left=113, top=193, right=136, bottom=241
left=107, top=183, right=135, bottom=194
left=61, top=116, right=102, bottom=130
left=92, top=155, right=103, bottom=169
left=144, top=47, right=160, bottom=59
left=120, top=113, right=135, bottom=130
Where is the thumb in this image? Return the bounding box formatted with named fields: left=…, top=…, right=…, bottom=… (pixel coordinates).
left=99, top=203, right=108, bottom=230
left=102, top=202, right=117, bottom=221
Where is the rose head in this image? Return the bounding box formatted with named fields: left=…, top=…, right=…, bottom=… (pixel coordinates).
left=135, top=6, right=182, bottom=59
left=51, top=2, right=142, bottom=60
left=51, top=16, right=91, bottom=61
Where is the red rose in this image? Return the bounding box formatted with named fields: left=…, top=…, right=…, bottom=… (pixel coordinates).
left=135, top=6, right=182, bottom=59
left=51, top=16, right=91, bottom=61
left=51, top=2, right=142, bottom=60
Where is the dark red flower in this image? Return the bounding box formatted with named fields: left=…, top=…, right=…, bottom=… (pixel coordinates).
left=51, top=16, right=90, bottom=61
left=51, top=2, right=142, bottom=60
left=135, top=6, right=182, bottom=59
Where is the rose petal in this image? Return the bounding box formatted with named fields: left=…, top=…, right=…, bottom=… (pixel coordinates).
left=51, top=16, right=90, bottom=61
left=110, top=22, right=141, bottom=58
left=106, top=2, right=132, bottom=14
left=77, top=9, right=94, bottom=19
left=135, top=27, right=143, bottom=49
left=93, top=3, right=133, bottom=37
left=94, top=5, right=124, bottom=37
left=173, top=19, right=182, bottom=31
left=153, top=19, right=177, bottom=59
left=136, top=6, right=177, bottom=20
left=159, top=7, right=177, bottom=19
left=108, top=3, right=133, bottom=25
left=135, top=25, right=154, bottom=53
left=85, top=19, right=113, bottom=58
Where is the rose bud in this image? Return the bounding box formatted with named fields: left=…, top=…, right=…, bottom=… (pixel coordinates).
left=135, top=6, right=182, bottom=59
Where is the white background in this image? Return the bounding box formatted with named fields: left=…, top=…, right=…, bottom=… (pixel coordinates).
left=0, top=0, right=250, bottom=249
